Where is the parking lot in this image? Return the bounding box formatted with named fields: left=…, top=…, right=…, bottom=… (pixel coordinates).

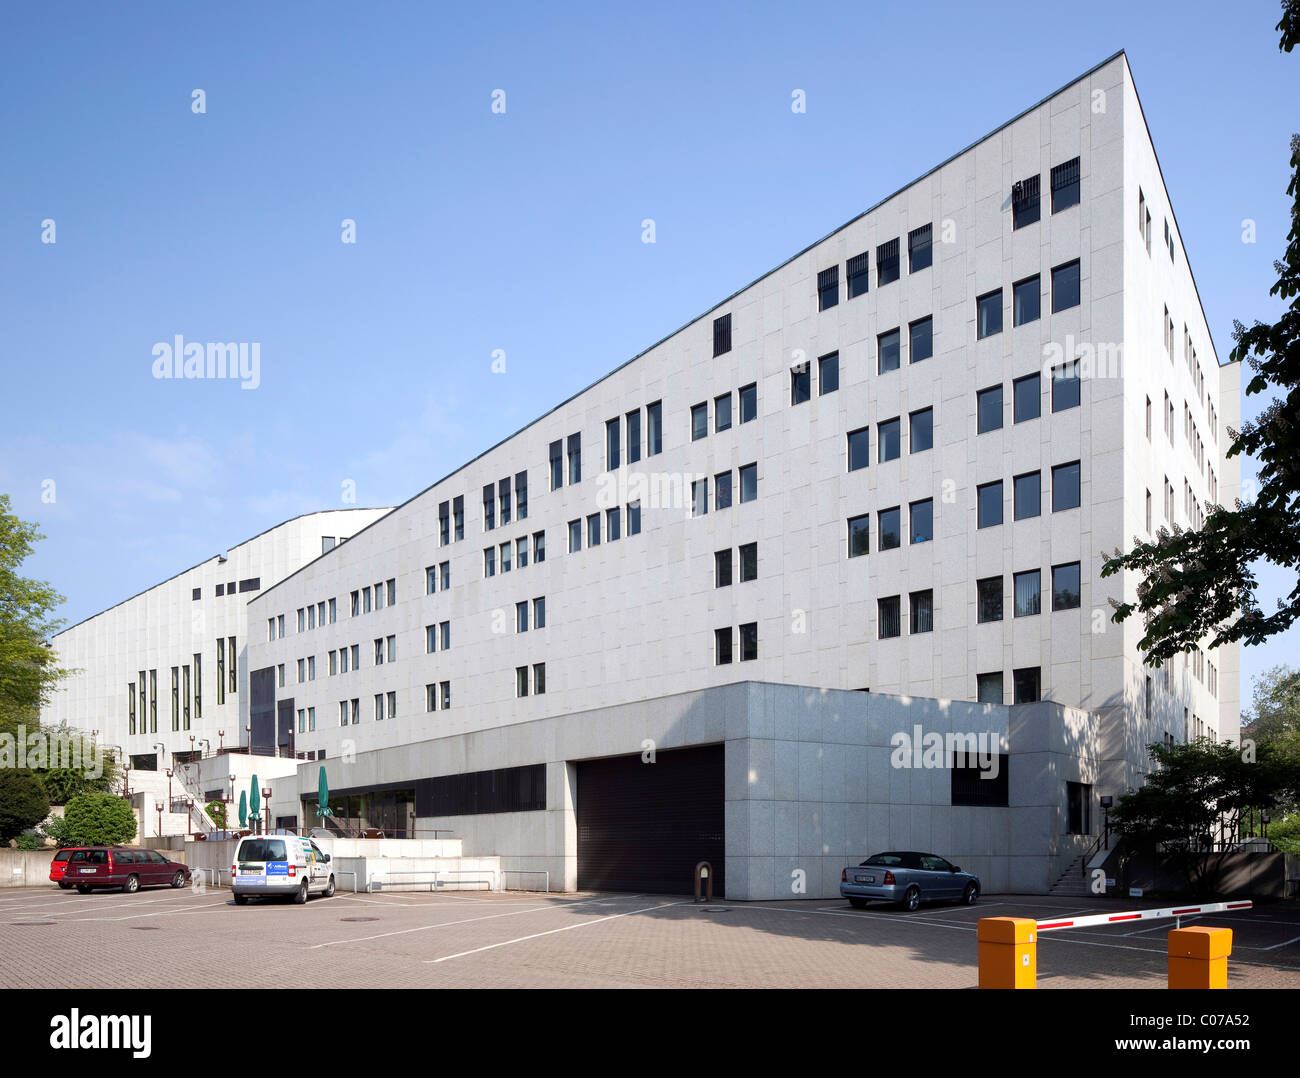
left=1, top=884, right=1297, bottom=989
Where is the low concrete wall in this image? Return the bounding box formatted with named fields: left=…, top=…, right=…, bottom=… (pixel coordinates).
left=0, top=850, right=56, bottom=888
left=1122, top=849, right=1292, bottom=899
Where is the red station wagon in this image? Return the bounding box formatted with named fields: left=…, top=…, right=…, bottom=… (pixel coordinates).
left=62, top=847, right=192, bottom=894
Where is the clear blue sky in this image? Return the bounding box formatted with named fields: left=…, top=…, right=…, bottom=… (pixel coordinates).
left=1, top=0, right=1295, bottom=710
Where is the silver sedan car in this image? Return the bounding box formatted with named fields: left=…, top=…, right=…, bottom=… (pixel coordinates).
left=840, top=851, right=980, bottom=911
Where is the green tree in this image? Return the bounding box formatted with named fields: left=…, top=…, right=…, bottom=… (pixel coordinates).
left=61, top=791, right=137, bottom=846
left=29, top=724, right=119, bottom=804
left=1109, top=739, right=1299, bottom=896
left=0, top=768, right=51, bottom=843
left=205, top=800, right=227, bottom=830
left=1100, top=18, right=1299, bottom=662
left=0, top=493, right=69, bottom=731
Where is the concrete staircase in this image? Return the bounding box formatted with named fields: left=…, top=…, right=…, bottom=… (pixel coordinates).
left=1048, top=854, right=1091, bottom=897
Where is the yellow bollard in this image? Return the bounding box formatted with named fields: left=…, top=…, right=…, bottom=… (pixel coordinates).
left=977, top=917, right=1037, bottom=989
left=1168, top=926, right=1232, bottom=989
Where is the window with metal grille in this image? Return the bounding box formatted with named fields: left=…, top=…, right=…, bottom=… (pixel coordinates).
left=1012, top=174, right=1040, bottom=228
left=1051, top=157, right=1080, bottom=213
left=713, top=313, right=731, bottom=357
left=817, top=266, right=839, bottom=311
left=952, top=753, right=1009, bottom=806
left=908, top=223, right=932, bottom=272
left=847, top=251, right=870, bottom=297
left=876, top=238, right=900, bottom=285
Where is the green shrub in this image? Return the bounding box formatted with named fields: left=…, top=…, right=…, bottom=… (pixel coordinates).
left=0, top=768, right=51, bottom=843
left=15, top=830, right=43, bottom=850
left=61, top=791, right=137, bottom=846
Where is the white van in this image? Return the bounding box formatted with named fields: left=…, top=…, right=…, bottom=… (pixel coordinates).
left=230, top=835, right=335, bottom=905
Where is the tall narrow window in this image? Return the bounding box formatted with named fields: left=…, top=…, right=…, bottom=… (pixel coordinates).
left=216, top=638, right=226, bottom=705
left=626, top=409, right=641, bottom=464
left=715, top=627, right=733, bottom=665
left=847, top=426, right=869, bottom=471
left=1050, top=157, right=1080, bottom=213
left=790, top=364, right=810, bottom=405
left=878, top=597, right=901, bottom=639
left=876, top=238, right=899, bottom=285
left=692, top=401, right=709, bottom=438
left=1013, top=471, right=1041, bottom=520
left=193, top=654, right=201, bottom=719
left=977, top=385, right=1003, bottom=433
left=567, top=433, right=581, bottom=484
left=909, top=590, right=933, bottom=634
left=499, top=476, right=512, bottom=525
left=516, top=471, right=528, bottom=519
left=878, top=418, right=901, bottom=462
left=453, top=495, right=464, bottom=540
left=739, top=463, right=757, bottom=503
left=908, top=223, right=932, bottom=272
left=1012, top=174, right=1040, bottom=228
left=647, top=401, right=663, bottom=455
left=1013, top=373, right=1041, bottom=422
left=878, top=507, right=901, bottom=551
left=819, top=352, right=839, bottom=394
left=878, top=328, right=901, bottom=374
left=977, top=290, right=1003, bottom=338
left=1013, top=570, right=1041, bottom=617
left=847, top=251, right=870, bottom=297
left=439, top=500, right=450, bottom=545
left=909, top=317, right=933, bottom=363
left=817, top=266, right=839, bottom=311
left=713, top=313, right=731, bottom=357
left=1013, top=275, right=1040, bottom=326
left=977, top=577, right=1003, bottom=623
left=715, top=549, right=733, bottom=587
left=606, top=417, right=621, bottom=470
left=483, top=483, right=495, bottom=531
left=848, top=515, right=870, bottom=558
left=738, top=384, right=756, bottom=424
left=909, top=408, right=933, bottom=454
left=714, top=393, right=732, bottom=432
left=549, top=439, right=563, bottom=490
left=1051, top=259, right=1081, bottom=312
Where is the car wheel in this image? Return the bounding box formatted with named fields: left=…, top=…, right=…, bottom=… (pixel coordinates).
left=123, top=874, right=140, bottom=894
left=58, top=881, right=72, bottom=890
left=962, top=882, right=979, bottom=905
left=848, top=897, right=867, bottom=909
left=902, top=886, right=921, bottom=912
left=76, top=885, right=91, bottom=895
left=324, top=875, right=335, bottom=898
left=294, top=880, right=309, bottom=904
left=171, top=871, right=185, bottom=888
left=233, top=893, right=248, bottom=906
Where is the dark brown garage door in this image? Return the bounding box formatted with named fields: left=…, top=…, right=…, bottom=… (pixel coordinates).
left=577, top=744, right=724, bottom=896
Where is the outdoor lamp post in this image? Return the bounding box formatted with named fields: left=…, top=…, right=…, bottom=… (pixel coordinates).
left=155, top=803, right=163, bottom=838
left=244, top=725, right=252, bottom=754
left=262, top=786, right=272, bottom=833
left=166, top=768, right=174, bottom=810
left=217, top=730, right=225, bottom=753
left=189, top=735, right=196, bottom=759
left=123, top=762, right=131, bottom=799
left=1099, top=795, right=1113, bottom=849
left=1262, top=811, right=1271, bottom=841
left=185, top=798, right=194, bottom=835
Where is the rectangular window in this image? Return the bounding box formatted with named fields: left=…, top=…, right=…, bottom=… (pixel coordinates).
left=453, top=496, right=464, bottom=540
left=977, top=290, right=1003, bottom=338
left=977, top=385, right=1003, bottom=433
left=847, top=426, right=870, bottom=471
left=739, top=542, right=757, bottom=581
left=1013, top=373, right=1040, bottom=422
left=1145, top=396, right=1152, bottom=440
left=790, top=364, right=810, bottom=405
left=308, top=655, right=316, bottom=681
left=817, top=266, right=839, bottom=311
left=977, top=577, right=1003, bottom=623
left=713, top=313, right=731, bottom=357
left=588, top=512, right=602, bottom=545
left=908, top=223, right=932, bottom=272
left=878, top=596, right=901, bottom=639
left=606, top=506, right=622, bottom=540
left=977, top=480, right=1003, bottom=528
left=909, top=590, right=933, bottom=634
left=533, top=664, right=545, bottom=695
left=909, top=408, right=933, bottom=454
left=819, top=351, right=839, bottom=394
left=909, top=499, right=933, bottom=544
left=532, top=598, right=544, bottom=629
left=715, top=549, right=733, bottom=587
left=606, top=417, right=621, bottom=469
left=386, top=636, right=396, bottom=663
left=848, top=514, right=870, bottom=558
left=228, top=637, right=236, bottom=693
left=171, top=667, right=179, bottom=731
left=297, top=658, right=306, bottom=683
left=439, top=501, right=450, bottom=545
left=193, top=653, right=201, bottom=719
left=149, top=669, right=157, bottom=730
left=627, top=502, right=641, bottom=536
left=516, top=601, right=528, bottom=633
left=878, top=418, right=901, bottom=462
left=1052, top=562, right=1082, bottom=610
left=1050, top=156, right=1080, bottom=213
left=1013, top=667, right=1040, bottom=704
left=427, top=625, right=437, bottom=653
left=691, top=401, right=709, bottom=439
left=568, top=520, right=581, bottom=553
left=516, top=471, right=528, bottom=519
left=484, top=547, right=496, bottom=577
left=715, top=393, right=732, bottom=432
left=1013, top=570, right=1041, bottom=617
left=909, top=317, right=933, bottom=363
left=297, top=608, right=306, bottom=633
left=549, top=439, right=563, bottom=490
left=440, top=622, right=450, bottom=650
left=691, top=480, right=708, bottom=518
left=877, top=328, right=901, bottom=374
left=351, top=698, right=360, bottom=725
left=1013, top=275, right=1040, bottom=326
left=1051, top=360, right=1081, bottom=412
left=847, top=251, right=870, bottom=297
left=714, top=471, right=732, bottom=510
left=878, top=507, right=901, bottom=550
left=351, top=643, right=359, bottom=669
left=373, top=584, right=383, bottom=612
left=1146, top=489, right=1152, bottom=533
left=328, top=649, right=337, bottom=676
left=1051, top=259, right=1081, bottom=312
left=1013, top=471, right=1041, bottom=520
left=426, top=685, right=436, bottom=713
left=427, top=565, right=437, bottom=594
left=329, top=598, right=337, bottom=623
left=567, top=433, right=581, bottom=484
left=374, top=694, right=383, bottom=722
left=1052, top=460, right=1081, bottom=511
left=977, top=672, right=1003, bottom=705
left=626, top=409, right=642, bottom=464
left=517, top=666, right=530, bottom=698
left=647, top=401, right=663, bottom=455
left=876, top=238, right=899, bottom=286
left=739, top=622, right=758, bottom=661
left=739, top=463, right=757, bottom=503
left=340, top=646, right=349, bottom=673
left=386, top=580, right=395, bottom=606
left=1012, top=174, right=1040, bottom=228
left=374, top=639, right=384, bottom=666
left=499, top=476, right=512, bottom=526
left=952, top=752, right=1010, bottom=807
left=483, top=483, right=495, bottom=531
left=715, top=627, right=733, bottom=665
left=738, top=384, right=756, bottom=424
left=500, top=540, right=511, bottom=573
left=440, top=561, right=451, bottom=588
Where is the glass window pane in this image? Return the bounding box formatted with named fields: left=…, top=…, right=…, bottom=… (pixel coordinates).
left=1052, top=260, right=1081, bottom=312
left=1013, top=374, right=1040, bottom=422
left=1013, top=276, right=1040, bottom=326
left=1013, top=570, right=1041, bottom=617
left=878, top=418, right=900, bottom=461
left=847, top=427, right=869, bottom=471
left=1052, top=461, right=1081, bottom=511
left=878, top=329, right=901, bottom=373
left=848, top=515, right=870, bottom=558
left=878, top=507, right=900, bottom=550
left=909, top=408, right=933, bottom=453
left=909, top=317, right=933, bottom=362
left=819, top=352, right=839, bottom=394
left=1052, top=563, right=1081, bottom=610
left=977, top=481, right=1003, bottom=528
left=909, top=499, right=933, bottom=544
left=977, top=291, right=1003, bottom=338
left=977, top=385, right=1003, bottom=433
left=1013, top=473, right=1041, bottom=519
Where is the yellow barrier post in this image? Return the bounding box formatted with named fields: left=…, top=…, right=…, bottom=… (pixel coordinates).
left=977, top=917, right=1037, bottom=989
left=1168, top=926, right=1232, bottom=989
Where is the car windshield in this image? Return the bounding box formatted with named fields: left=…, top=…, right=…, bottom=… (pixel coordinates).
left=54, top=850, right=72, bottom=862
left=239, top=840, right=288, bottom=861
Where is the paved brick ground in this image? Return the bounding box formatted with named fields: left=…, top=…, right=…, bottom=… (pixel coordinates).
left=0, top=886, right=1296, bottom=989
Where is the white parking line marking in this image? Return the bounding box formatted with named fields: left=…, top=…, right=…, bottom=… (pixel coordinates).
left=311, top=893, right=643, bottom=948
left=1261, top=933, right=1300, bottom=952
left=428, top=901, right=682, bottom=963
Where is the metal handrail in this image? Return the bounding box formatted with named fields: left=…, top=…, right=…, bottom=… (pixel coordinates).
left=502, top=870, right=550, bottom=893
